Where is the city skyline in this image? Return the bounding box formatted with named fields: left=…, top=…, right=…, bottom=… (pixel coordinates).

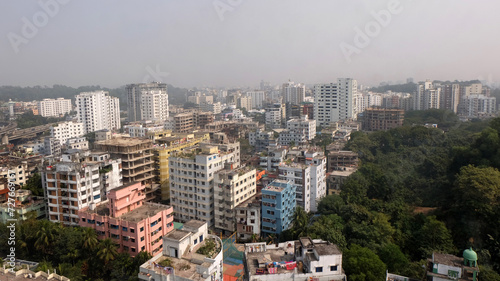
left=1, top=0, right=499, bottom=89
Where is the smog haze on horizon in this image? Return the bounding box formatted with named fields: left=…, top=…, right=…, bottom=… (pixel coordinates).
left=1, top=0, right=499, bottom=88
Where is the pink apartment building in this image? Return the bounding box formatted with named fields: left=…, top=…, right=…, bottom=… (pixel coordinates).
left=79, top=182, right=174, bottom=257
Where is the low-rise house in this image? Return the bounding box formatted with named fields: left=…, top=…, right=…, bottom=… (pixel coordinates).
left=138, top=220, right=223, bottom=281
left=244, top=237, right=346, bottom=281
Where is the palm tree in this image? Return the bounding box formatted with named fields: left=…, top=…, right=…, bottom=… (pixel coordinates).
left=82, top=228, right=98, bottom=252
left=292, top=207, right=311, bottom=238
left=35, top=221, right=57, bottom=257
left=97, top=238, right=119, bottom=264
left=65, top=249, right=79, bottom=266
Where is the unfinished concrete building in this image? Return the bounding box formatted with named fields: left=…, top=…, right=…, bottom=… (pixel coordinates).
left=94, top=137, right=158, bottom=201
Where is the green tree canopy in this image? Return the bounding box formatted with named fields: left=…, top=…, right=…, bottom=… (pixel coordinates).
left=343, top=244, right=386, bottom=281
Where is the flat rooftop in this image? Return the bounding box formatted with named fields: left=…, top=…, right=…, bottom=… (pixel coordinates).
left=141, top=236, right=221, bottom=280
left=329, top=167, right=358, bottom=177
left=164, top=229, right=191, bottom=241
left=183, top=219, right=206, bottom=229
left=263, top=180, right=290, bottom=192
left=119, top=203, right=171, bottom=223
left=246, top=247, right=294, bottom=275
left=95, top=137, right=152, bottom=147
left=84, top=202, right=171, bottom=223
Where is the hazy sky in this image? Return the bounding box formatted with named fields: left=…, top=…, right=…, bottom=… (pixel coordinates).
left=1, top=0, right=499, bottom=89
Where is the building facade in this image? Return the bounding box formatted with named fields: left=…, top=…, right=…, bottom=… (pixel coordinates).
left=38, top=98, right=72, bottom=117
left=169, top=143, right=240, bottom=226
left=127, top=83, right=169, bottom=122
left=314, top=78, right=357, bottom=127
left=261, top=179, right=295, bottom=235
left=138, top=220, right=223, bottom=281
left=214, top=165, right=256, bottom=234
left=79, top=182, right=174, bottom=257
left=51, top=121, right=84, bottom=145
left=245, top=237, right=346, bottom=281
left=76, top=91, right=121, bottom=134
left=362, top=108, right=404, bottom=131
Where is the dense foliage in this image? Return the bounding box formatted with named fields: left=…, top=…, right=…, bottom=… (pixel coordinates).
left=0, top=84, right=188, bottom=107
left=284, top=111, right=500, bottom=279
left=0, top=218, right=151, bottom=281
left=16, top=111, right=66, bottom=129
left=369, top=82, right=417, bottom=94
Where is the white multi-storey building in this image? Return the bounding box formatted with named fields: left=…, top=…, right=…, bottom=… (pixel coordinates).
left=169, top=143, right=240, bottom=226
left=38, top=98, right=72, bottom=117
left=278, top=163, right=312, bottom=212
left=314, top=78, right=357, bottom=127
left=201, top=101, right=222, bottom=114
left=238, top=95, right=253, bottom=111
left=278, top=150, right=326, bottom=212
left=282, top=81, right=305, bottom=105
left=460, top=94, right=496, bottom=118
left=76, top=91, right=121, bottom=134
left=287, top=116, right=316, bottom=141
left=42, top=150, right=123, bottom=226
left=50, top=121, right=84, bottom=145
left=214, top=165, right=256, bottom=234
left=66, top=137, right=89, bottom=150
left=247, top=91, right=265, bottom=109
left=305, top=151, right=327, bottom=212
left=265, top=105, right=282, bottom=129
left=124, top=123, right=166, bottom=138
left=127, top=82, right=169, bottom=122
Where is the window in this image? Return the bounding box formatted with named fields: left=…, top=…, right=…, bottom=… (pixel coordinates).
left=330, top=265, right=338, bottom=271
left=140, top=227, right=144, bottom=232
left=82, top=218, right=86, bottom=222
left=200, top=235, right=203, bottom=242
left=194, top=239, right=198, bottom=245
left=315, top=267, right=323, bottom=273
left=141, top=236, right=144, bottom=241
left=448, top=270, right=459, bottom=279
left=122, top=227, right=128, bottom=231
left=131, top=228, right=135, bottom=233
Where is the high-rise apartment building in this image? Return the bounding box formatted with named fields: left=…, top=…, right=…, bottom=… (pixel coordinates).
left=169, top=142, right=240, bottom=226
left=459, top=95, right=496, bottom=119
left=94, top=137, right=156, bottom=201
left=50, top=121, right=84, bottom=145
left=282, top=81, right=305, bottom=105
left=38, top=98, right=72, bottom=117
left=440, top=84, right=461, bottom=113
left=42, top=151, right=123, bottom=226
left=247, top=91, right=265, bottom=109
left=76, top=91, right=121, bottom=134
left=277, top=151, right=326, bottom=213
left=127, top=83, right=169, bottom=122
left=414, top=80, right=440, bottom=110
left=314, top=78, right=357, bottom=127
left=214, top=165, right=256, bottom=234
left=237, top=95, right=252, bottom=111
